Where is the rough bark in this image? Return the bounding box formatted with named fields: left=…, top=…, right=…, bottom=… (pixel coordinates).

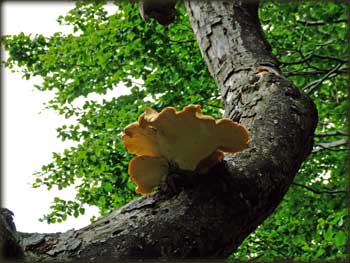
left=1, top=0, right=317, bottom=261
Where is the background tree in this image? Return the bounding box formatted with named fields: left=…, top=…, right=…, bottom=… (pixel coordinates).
left=1, top=0, right=348, bottom=261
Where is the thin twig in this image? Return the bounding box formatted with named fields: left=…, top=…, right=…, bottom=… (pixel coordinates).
left=283, top=68, right=347, bottom=77
left=280, top=52, right=348, bottom=66
left=296, top=18, right=347, bottom=26
left=249, top=240, right=290, bottom=258
left=168, top=38, right=196, bottom=44
left=280, top=54, right=347, bottom=66
left=292, top=182, right=346, bottom=195
left=315, top=39, right=335, bottom=47
left=304, top=63, right=344, bottom=94
left=247, top=253, right=264, bottom=262
left=280, top=54, right=313, bottom=66
left=309, top=54, right=347, bottom=63
left=297, top=23, right=307, bottom=51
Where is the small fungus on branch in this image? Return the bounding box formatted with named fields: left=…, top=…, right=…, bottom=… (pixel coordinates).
left=122, top=105, right=250, bottom=195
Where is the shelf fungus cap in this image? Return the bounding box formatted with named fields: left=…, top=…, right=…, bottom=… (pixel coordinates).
left=128, top=156, right=169, bottom=195
left=123, top=105, right=250, bottom=194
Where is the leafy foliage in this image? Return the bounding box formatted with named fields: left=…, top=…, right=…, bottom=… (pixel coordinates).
left=2, top=1, right=220, bottom=221
left=1, top=0, right=346, bottom=260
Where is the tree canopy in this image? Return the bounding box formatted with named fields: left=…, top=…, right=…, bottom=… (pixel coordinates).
left=1, top=1, right=347, bottom=261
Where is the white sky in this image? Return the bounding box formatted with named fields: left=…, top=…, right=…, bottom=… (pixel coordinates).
left=1, top=1, right=127, bottom=233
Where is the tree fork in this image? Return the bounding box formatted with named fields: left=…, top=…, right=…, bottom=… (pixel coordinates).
left=1, top=1, right=317, bottom=261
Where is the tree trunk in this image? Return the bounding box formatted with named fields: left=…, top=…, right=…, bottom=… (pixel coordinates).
left=1, top=1, right=317, bottom=261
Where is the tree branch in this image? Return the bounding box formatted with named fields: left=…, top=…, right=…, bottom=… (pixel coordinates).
left=315, top=131, right=348, bottom=137
left=0, top=208, right=24, bottom=259
left=296, top=18, right=347, bottom=26
left=312, top=138, right=348, bottom=153
left=292, top=182, right=346, bottom=195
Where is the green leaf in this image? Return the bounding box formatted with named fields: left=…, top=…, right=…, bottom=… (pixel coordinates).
left=102, top=182, right=113, bottom=192
left=324, top=227, right=334, bottom=241
left=79, top=207, right=85, bottom=215
left=334, top=231, right=346, bottom=247
left=315, top=248, right=325, bottom=258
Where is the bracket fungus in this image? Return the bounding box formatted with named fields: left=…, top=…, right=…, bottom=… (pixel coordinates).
left=122, top=105, right=250, bottom=195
